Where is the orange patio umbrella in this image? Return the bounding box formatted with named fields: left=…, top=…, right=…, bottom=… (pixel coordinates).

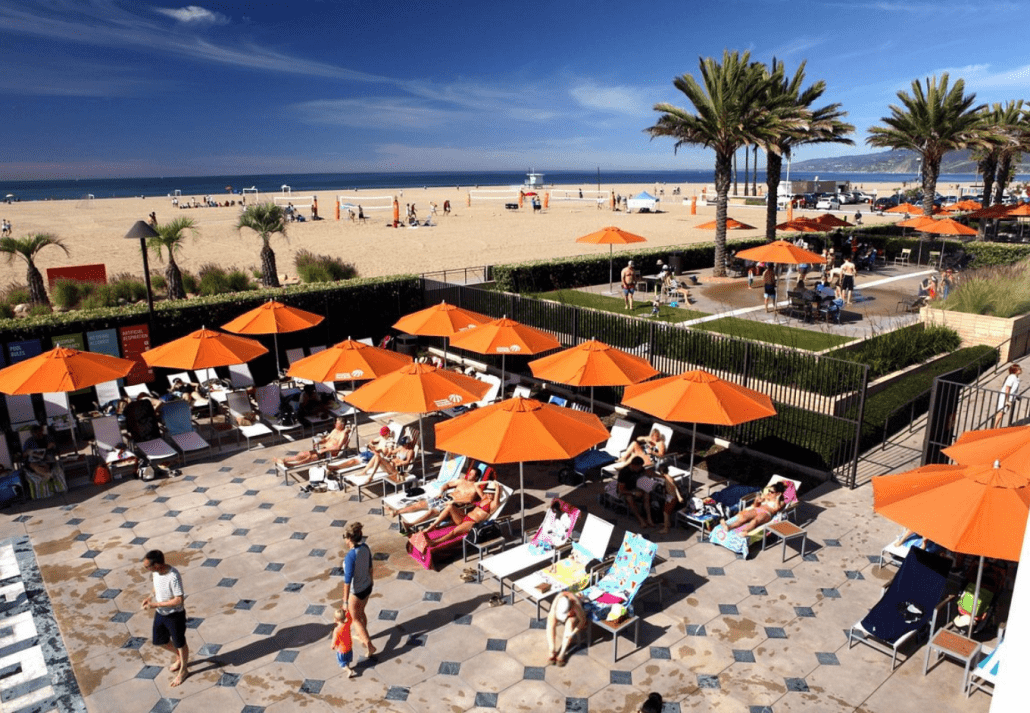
left=393, top=301, right=492, bottom=365
left=575, top=226, right=648, bottom=293
left=345, top=362, right=491, bottom=475
left=812, top=213, right=850, bottom=228
left=621, top=369, right=777, bottom=472
left=0, top=346, right=136, bottom=395
left=775, top=218, right=823, bottom=233
left=696, top=218, right=755, bottom=230
left=885, top=202, right=925, bottom=215
left=872, top=460, right=1030, bottom=635
left=896, top=215, right=938, bottom=230
left=435, top=397, right=609, bottom=539
left=449, top=317, right=561, bottom=394
left=528, top=338, right=659, bottom=410
left=913, top=218, right=978, bottom=268
left=953, top=200, right=982, bottom=211
left=965, top=203, right=1011, bottom=220
left=734, top=239, right=825, bottom=265
left=943, top=424, right=1030, bottom=467
left=142, top=328, right=268, bottom=370
left=1003, top=203, right=1030, bottom=217
left=222, top=300, right=324, bottom=377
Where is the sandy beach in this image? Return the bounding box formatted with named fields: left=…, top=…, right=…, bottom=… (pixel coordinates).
left=0, top=181, right=920, bottom=289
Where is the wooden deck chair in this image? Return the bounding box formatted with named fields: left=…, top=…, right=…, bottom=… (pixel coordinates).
left=161, top=400, right=210, bottom=463
left=479, top=499, right=581, bottom=592
left=89, top=415, right=138, bottom=477
left=574, top=418, right=635, bottom=476
left=225, top=390, right=273, bottom=450
left=255, top=383, right=301, bottom=442
left=407, top=482, right=514, bottom=570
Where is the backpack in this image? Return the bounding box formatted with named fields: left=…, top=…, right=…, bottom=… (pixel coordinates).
left=93, top=464, right=112, bottom=485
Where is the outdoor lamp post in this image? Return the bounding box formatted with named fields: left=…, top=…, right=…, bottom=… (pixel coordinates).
left=124, top=220, right=159, bottom=338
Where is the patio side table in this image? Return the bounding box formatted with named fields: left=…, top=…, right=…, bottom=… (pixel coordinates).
left=588, top=615, right=641, bottom=663
left=764, top=521, right=807, bottom=562
left=924, top=628, right=981, bottom=692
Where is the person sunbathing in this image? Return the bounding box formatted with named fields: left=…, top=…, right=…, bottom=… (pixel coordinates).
left=420, top=482, right=500, bottom=548
left=612, top=428, right=666, bottom=469
left=363, top=441, right=415, bottom=479
left=717, top=482, right=786, bottom=535
left=326, top=426, right=395, bottom=473
left=385, top=476, right=489, bottom=524
left=276, top=418, right=352, bottom=468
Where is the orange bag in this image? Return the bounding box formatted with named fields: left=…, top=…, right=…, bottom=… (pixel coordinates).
left=93, top=464, right=112, bottom=485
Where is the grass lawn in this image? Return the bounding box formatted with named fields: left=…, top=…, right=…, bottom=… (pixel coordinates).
left=531, top=289, right=708, bottom=323
left=695, top=317, right=853, bottom=351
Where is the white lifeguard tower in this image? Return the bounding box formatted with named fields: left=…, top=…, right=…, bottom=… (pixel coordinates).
left=524, top=170, right=545, bottom=189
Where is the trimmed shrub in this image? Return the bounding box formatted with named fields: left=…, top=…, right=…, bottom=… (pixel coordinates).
left=0, top=302, right=12, bottom=319
left=109, top=274, right=149, bottom=303
left=150, top=272, right=167, bottom=292
left=938, top=260, right=1030, bottom=317
left=226, top=268, right=254, bottom=292
left=52, top=279, right=86, bottom=309
left=295, top=250, right=358, bottom=283
left=827, top=324, right=961, bottom=380
left=198, top=265, right=232, bottom=296
left=28, top=304, right=52, bottom=317
left=79, top=285, right=118, bottom=310
left=3, top=284, right=31, bottom=305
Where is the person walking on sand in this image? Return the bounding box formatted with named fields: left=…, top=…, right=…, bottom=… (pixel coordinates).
left=621, top=260, right=637, bottom=310
left=342, top=522, right=376, bottom=660
left=141, top=549, right=189, bottom=687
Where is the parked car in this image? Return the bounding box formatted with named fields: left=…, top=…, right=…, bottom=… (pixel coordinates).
left=851, top=191, right=873, bottom=203
left=816, top=196, right=840, bottom=210
left=874, top=196, right=900, bottom=210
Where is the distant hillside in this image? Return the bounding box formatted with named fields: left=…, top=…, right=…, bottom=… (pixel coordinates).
left=792, top=149, right=1028, bottom=175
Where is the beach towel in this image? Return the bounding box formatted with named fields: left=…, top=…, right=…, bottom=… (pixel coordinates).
left=581, top=532, right=657, bottom=621
left=408, top=525, right=460, bottom=570
left=528, top=500, right=580, bottom=556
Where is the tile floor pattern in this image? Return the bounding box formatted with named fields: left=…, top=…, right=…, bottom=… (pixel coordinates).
left=0, top=436, right=997, bottom=713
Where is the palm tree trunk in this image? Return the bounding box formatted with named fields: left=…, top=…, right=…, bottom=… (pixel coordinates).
left=261, top=244, right=280, bottom=288
left=979, top=156, right=998, bottom=240
left=713, top=151, right=732, bottom=277
left=744, top=147, right=749, bottom=196
left=732, top=150, right=738, bottom=196
left=753, top=145, right=758, bottom=196
left=921, top=158, right=939, bottom=217
left=994, top=155, right=1013, bottom=205
left=166, top=257, right=186, bottom=300
left=27, top=263, right=49, bottom=306
left=765, top=152, right=783, bottom=242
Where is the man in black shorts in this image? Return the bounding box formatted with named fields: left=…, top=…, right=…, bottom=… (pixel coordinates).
left=142, top=549, right=189, bottom=687
left=617, top=457, right=655, bottom=529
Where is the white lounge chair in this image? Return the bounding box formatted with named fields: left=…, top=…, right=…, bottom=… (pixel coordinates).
left=166, top=372, right=210, bottom=413
left=124, top=383, right=156, bottom=399
left=574, top=418, right=635, bottom=476
left=967, top=632, right=1003, bottom=697
left=225, top=390, right=273, bottom=450
left=122, top=399, right=177, bottom=464
left=442, top=373, right=502, bottom=417
left=5, top=394, right=37, bottom=431
left=89, top=415, right=138, bottom=477
left=228, top=363, right=255, bottom=389
left=601, top=422, right=673, bottom=477
left=43, top=392, right=77, bottom=450
left=383, top=453, right=468, bottom=523
left=161, top=400, right=210, bottom=462
left=94, top=380, right=122, bottom=408
left=255, top=383, right=301, bottom=442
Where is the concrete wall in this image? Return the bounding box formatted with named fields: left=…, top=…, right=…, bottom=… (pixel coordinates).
left=920, top=307, right=1030, bottom=363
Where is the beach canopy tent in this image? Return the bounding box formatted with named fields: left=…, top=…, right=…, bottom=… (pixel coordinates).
left=627, top=191, right=658, bottom=213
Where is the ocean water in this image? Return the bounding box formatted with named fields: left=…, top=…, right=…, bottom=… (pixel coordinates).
left=0, top=170, right=987, bottom=203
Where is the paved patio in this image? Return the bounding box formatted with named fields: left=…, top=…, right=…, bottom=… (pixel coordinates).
left=0, top=413, right=998, bottom=713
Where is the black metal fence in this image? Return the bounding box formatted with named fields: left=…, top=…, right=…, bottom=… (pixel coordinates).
left=423, top=279, right=870, bottom=487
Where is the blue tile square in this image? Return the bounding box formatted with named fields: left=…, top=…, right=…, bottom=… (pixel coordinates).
left=686, top=624, right=707, bottom=636
left=439, top=661, right=461, bottom=675
left=202, top=558, right=221, bottom=567
left=706, top=566, right=725, bottom=576
left=259, top=502, right=274, bottom=510
left=300, top=679, right=323, bottom=694
left=218, top=672, right=241, bottom=687
left=99, top=588, right=121, bottom=599
left=610, top=670, right=632, bottom=685
left=276, top=650, right=299, bottom=663
left=121, top=518, right=139, bottom=527
left=112, top=506, right=128, bottom=513
left=188, top=540, right=205, bottom=549
left=867, top=554, right=881, bottom=564
left=331, top=519, right=348, bottom=527
left=749, top=708, right=773, bottom=713
left=253, top=458, right=267, bottom=464
left=266, top=562, right=284, bottom=572
left=803, top=553, right=819, bottom=562
left=733, top=649, right=756, bottom=663
left=182, top=475, right=197, bottom=481
left=845, top=570, right=864, bottom=580
left=110, top=611, right=133, bottom=623
left=566, top=698, right=588, bottom=713
left=230, top=477, right=245, bottom=484
left=186, top=617, right=203, bottom=629
left=167, top=511, right=182, bottom=518
left=81, top=549, right=100, bottom=559
left=454, top=614, right=472, bottom=625
left=215, top=578, right=237, bottom=589
left=218, top=513, right=235, bottom=521
left=131, top=536, right=148, bottom=546
left=775, top=569, right=794, bottom=578
left=385, top=686, right=409, bottom=701
left=91, top=568, right=111, bottom=579
left=312, top=505, right=328, bottom=513
left=650, top=646, right=671, bottom=660
left=397, top=571, right=414, bottom=581
left=379, top=610, right=398, bottom=621
left=104, top=494, right=120, bottom=501
left=424, top=591, right=442, bottom=602
left=785, top=677, right=809, bottom=692
left=194, top=486, right=209, bottom=493
left=198, top=643, right=221, bottom=657
left=368, top=507, right=383, bottom=516
left=474, top=692, right=498, bottom=708
left=795, top=606, right=815, bottom=618
left=274, top=516, right=289, bottom=524
left=328, top=567, right=344, bottom=577
left=305, top=605, right=326, bottom=616
left=529, top=618, right=547, bottom=630
left=248, top=544, right=265, bottom=553
left=697, top=674, right=720, bottom=689
left=74, top=533, right=91, bottom=541
left=719, top=604, right=739, bottom=616
left=219, top=466, right=234, bottom=473
left=749, top=585, right=768, bottom=596
left=816, top=651, right=840, bottom=666
left=290, top=532, right=307, bottom=540
left=149, top=698, right=180, bottom=713
left=523, top=664, right=545, bottom=680
left=373, top=552, right=390, bottom=561
left=205, top=500, right=220, bottom=507
left=407, top=634, right=427, bottom=647
left=235, top=600, right=255, bottom=611
left=122, top=636, right=146, bottom=650
left=241, top=707, right=265, bottom=713
left=662, top=704, right=682, bottom=713
left=137, top=665, right=163, bottom=680
left=824, top=538, right=841, bottom=547
left=244, top=490, right=260, bottom=497
left=308, top=548, right=327, bottom=558
left=66, top=517, right=84, bottom=526
left=765, top=627, right=787, bottom=639
left=821, top=588, right=841, bottom=599
left=254, top=623, right=275, bottom=636
left=154, top=496, right=170, bottom=503
left=284, top=582, right=304, bottom=593
left=486, top=638, right=507, bottom=652
left=668, top=549, right=686, bottom=558
left=176, top=525, right=193, bottom=533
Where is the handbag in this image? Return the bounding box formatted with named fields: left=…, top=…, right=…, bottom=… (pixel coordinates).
left=469, top=520, right=501, bottom=545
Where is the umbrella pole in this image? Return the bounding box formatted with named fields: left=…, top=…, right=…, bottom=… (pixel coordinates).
left=590, top=386, right=594, bottom=412
left=609, top=245, right=614, bottom=294
left=443, top=336, right=449, bottom=369
left=418, top=413, right=427, bottom=480
left=520, top=461, right=526, bottom=543
left=968, top=556, right=984, bottom=638
left=690, top=423, right=697, bottom=473
left=501, top=354, right=506, bottom=398
left=274, top=333, right=282, bottom=378
left=351, top=380, right=360, bottom=450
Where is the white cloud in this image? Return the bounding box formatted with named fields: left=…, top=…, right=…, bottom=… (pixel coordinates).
left=154, top=5, right=228, bottom=25
left=570, top=82, right=652, bottom=116
left=293, top=97, right=471, bottom=129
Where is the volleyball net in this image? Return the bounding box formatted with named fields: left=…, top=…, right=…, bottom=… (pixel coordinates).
left=338, top=194, right=395, bottom=212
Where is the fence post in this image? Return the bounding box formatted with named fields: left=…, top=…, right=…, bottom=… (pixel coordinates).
left=742, top=341, right=751, bottom=388
left=920, top=376, right=943, bottom=466
left=649, top=321, right=658, bottom=361
left=846, top=364, right=869, bottom=489
left=571, top=307, right=579, bottom=344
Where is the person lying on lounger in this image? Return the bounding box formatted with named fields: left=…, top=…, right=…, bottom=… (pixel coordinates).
left=362, top=440, right=415, bottom=479
left=326, top=426, right=396, bottom=473
left=275, top=418, right=352, bottom=468
left=612, top=428, right=667, bottom=469
left=420, top=482, right=501, bottom=547
left=717, top=481, right=786, bottom=535
left=385, top=477, right=491, bottom=524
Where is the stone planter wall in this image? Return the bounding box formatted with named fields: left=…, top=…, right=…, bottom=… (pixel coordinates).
left=920, top=307, right=1030, bottom=364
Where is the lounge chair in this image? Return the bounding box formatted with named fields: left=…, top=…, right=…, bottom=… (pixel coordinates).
left=5, top=394, right=37, bottom=431
left=43, top=392, right=77, bottom=450
left=166, top=372, right=210, bottom=413
left=255, top=383, right=301, bottom=442
left=225, top=390, right=274, bottom=450
left=161, top=400, right=210, bottom=463
left=228, top=363, right=255, bottom=390
left=383, top=453, right=468, bottom=527
left=505, top=512, right=614, bottom=617
left=122, top=399, right=177, bottom=464
left=966, top=631, right=1003, bottom=697
left=406, top=483, right=513, bottom=570
left=17, top=428, right=68, bottom=499
left=0, top=437, right=24, bottom=506
left=601, top=422, right=675, bottom=480
left=573, top=418, right=635, bottom=477
left=442, top=373, right=502, bottom=417
left=124, top=383, right=157, bottom=400
left=847, top=547, right=952, bottom=669
left=343, top=436, right=420, bottom=502
left=89, top=414, right=138, bottom=478
left=94, top=380, right=123, bottom=410
left=880, top=529, right=943, bottom=567
left=479, top=499, right=582, bottom=593
left=707, top=475, right=802, bottom=559
left=579, top=531, right=660, bottom=661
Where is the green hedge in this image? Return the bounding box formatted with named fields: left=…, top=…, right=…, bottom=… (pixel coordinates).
left=880, top=237, right=1030, bottom=267
left=493, top=238, right=768, bottom=293
left=827, top=324, right=960, bottom=380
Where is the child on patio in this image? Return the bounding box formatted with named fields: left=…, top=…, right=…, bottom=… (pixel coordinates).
left=331, top=608, right=358, bottom=678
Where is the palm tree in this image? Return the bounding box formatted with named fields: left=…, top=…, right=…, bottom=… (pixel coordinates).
left=0, top=233, right=69, bottom=306
left=648, top=51, right=806, bottom=276
left=149, top=217, right=197, bottom=300
left=867, top=74, right=987, bottom=216
left=991, top=101, right=1030, bottom=205
left=237, top=203, right=287, bottom=288
left=761, top=60, right=854, bottom=241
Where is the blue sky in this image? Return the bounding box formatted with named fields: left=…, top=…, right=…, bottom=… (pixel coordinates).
left=2, top=0, right=1027, bottom=179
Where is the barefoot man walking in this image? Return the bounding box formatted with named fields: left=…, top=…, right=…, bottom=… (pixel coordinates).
left=142, top=549, right=189, bottom=687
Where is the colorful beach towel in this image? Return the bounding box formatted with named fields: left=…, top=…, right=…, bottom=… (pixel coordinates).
left=528, top=500, right=580, bottom=556
left=581, top=532, right=657, bottom=621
